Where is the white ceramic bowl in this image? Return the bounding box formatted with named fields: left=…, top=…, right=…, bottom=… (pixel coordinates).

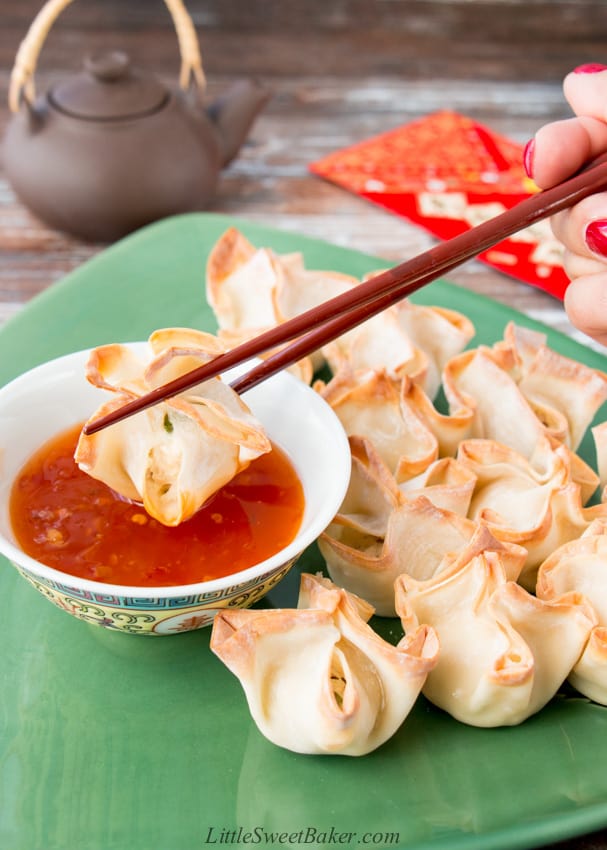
left=0, top=346, right=351, bottom=635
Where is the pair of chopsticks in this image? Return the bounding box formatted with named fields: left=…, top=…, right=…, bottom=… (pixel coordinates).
left=83, top=154, right=607, bottom=436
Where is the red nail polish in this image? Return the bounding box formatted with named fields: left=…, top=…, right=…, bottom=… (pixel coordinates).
left=585, top=220, right=607, bottom=256
left=573, top=63, right=607, bottom=74
left=523, top=139, right=535, bottom=179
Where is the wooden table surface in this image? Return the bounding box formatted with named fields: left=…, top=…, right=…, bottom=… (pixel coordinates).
left=2, top=2, right=607, bottom=848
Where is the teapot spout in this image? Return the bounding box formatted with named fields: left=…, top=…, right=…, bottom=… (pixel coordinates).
left=207, top=79, right=270, bottom=166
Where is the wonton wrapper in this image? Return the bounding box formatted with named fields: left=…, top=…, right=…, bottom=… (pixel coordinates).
left=443, top=323, right=607, bottom=456
left=206, top=229, right=475, bottom=397
left=443, top=344, right=551, bottom=459
left=319, top=441, right=526, bottom=615
left=390, top=299, right=475, bottom=399
left=322, top=311, right=428, bottom=394
left=75, top=329, right=271, bottom=527
left=210, top=573, right=438, bottom=756
left=395, top=552, right=596, bottom=727
left=592, top=421, right=607, bottom=497
left=399, top=378, right=475, bottom=459
left=502, top=322, right=607, bottom=451
left=317, top=367, right=438, bottom=481
left=537, top=519, right=607, bottom=705
left=206, top=227, right=358, bottom=371
left=398, top=456, right=477, bottom=516
left=458, top=437, right=607, bottom=590
left=322, top=280, right=474, bottom=400
left=206, top=228, right=285, bottom=331
left=331, top=437, right=402, bottom=539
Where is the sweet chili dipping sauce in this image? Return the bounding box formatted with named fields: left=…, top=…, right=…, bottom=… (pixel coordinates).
left=10, top=423, right=305, bottom=586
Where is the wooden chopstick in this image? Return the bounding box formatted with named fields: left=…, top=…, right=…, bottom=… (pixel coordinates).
left=83, top=153, right=607, bottom=435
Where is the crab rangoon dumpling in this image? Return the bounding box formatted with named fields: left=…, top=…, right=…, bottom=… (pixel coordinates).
left=206, top=227, right=358, bottom=372
left=443, top=324, right=607, bottom=456
left=75, top=329, right=271, bottom=527
left=537, top=520, right=607, bottom=705
left=317, top=437, right=521, bottom=617
left=458, top=435, right=607, bottom=590
left=322, top=293, right=474, bottom=401
left=502, top=322, right=607, bottom=452
left=317, top=367, right=439, bottom=481
left=320, top=447, right=526, bottom=616
left=210, top=573, right=438, bottom=756
left=395, top=550, right=595, bottom=727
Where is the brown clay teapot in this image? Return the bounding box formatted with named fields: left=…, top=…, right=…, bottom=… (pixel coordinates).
left=3, top=0, right=269, bottom=242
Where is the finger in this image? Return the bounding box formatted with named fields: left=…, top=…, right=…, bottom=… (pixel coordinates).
left=564, top=271, right=607, bottom=346
left=526, top=65, right=607, bottom=189
left=550, top=190, right=607, bottom=256
left=530, top=116, right=607, bottom=188
left=563, top=66, right=607, bottom=122
left=561, top=247, right=607, bottom=281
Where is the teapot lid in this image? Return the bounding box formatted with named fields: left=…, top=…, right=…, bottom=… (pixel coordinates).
left=49, top=51, right=168, bottom=120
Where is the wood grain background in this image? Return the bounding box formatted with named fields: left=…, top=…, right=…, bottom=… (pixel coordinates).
left=1, top=1, right=606, bottom=333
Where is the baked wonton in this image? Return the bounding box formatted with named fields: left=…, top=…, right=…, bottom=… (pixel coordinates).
left=322, top=281, right=474, bottom=400
left=206, top=229, right=475, bottom=397
left=317, top=367, right=438, bottom=482
left=443, top=324, right=607, bottom=456
left=537, top=520, right=607, bottom=705
left=395, top=550, right=596, bottom=726
left=210, top=573, right=438, bottom=756
left=75, top=329, right=271, bottom=527
left=458, top=436, right=607, bottom=590
left=206, top=227, right=358, bottom=372
left=319, top=437, right=525, bottom=616
left=320, top=506, right=523, bottom=617
left=443, top=344, right=550, bottom=459
left=502, top=322, right=607, bottom=451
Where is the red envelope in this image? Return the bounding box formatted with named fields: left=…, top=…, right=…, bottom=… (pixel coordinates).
left=310, top=110, right=568, bottom=299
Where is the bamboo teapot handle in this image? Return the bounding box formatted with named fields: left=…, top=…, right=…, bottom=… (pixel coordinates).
left=8, top=0, right=206, bottom=112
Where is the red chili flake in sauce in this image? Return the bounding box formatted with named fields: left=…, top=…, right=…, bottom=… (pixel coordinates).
left=10, top=423, right=305, bottom=586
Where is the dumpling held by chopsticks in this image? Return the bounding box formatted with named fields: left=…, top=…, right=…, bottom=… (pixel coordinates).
left=75, top=329, right=272, bottom=527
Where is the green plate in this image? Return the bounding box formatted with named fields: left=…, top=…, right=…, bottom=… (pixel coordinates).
left=3, top=213, right=607, bottom=850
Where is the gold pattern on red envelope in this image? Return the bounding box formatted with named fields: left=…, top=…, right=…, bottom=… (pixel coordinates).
left=310, top=111, right=568, bottom=299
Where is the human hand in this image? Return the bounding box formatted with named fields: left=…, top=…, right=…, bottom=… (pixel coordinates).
left=526, top=64, right=607, bottom=345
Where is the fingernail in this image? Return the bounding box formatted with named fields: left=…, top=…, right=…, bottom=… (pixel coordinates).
left=523, top=139, right=535, bottom=179
left=585, top=220, right=607, bottom=256
left=573, top=63, right=607, bottom=74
